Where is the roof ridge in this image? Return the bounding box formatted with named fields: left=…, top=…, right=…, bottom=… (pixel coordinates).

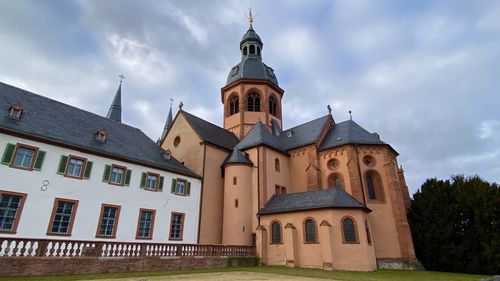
left=0, top=81, right=139, bottom=131
left=283, top=114, right=330, bottom=132
left=182, top=110, right=226, bottom=131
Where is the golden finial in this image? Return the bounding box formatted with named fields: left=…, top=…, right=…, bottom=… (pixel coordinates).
left=247, top=8, right=254, bottom=24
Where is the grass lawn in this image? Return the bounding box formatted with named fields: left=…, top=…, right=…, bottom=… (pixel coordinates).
left=0, top=266, right=490, bottom=281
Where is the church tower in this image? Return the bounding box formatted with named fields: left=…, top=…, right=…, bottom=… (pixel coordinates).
left=221, top=11, right=284, bottom=139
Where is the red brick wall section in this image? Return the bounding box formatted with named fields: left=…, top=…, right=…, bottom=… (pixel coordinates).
left=0, top=256, right=257, bottom=277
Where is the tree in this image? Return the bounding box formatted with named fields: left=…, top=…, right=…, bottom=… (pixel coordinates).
left=408, top=175, right=500, bottom=275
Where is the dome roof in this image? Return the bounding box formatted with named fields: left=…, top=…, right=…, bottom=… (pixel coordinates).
left=226, top=58, right=279, bottom=87
left=240, top=25, right=262, bottom=48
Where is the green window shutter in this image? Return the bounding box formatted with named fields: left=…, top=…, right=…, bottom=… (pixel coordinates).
left=83, top=161, right=93, bottom=179
left=102, top=164, right=111, bottom=182
left=186, top=181, right=191, bottom=196
left=125, top=169, right=132, bottom=186
left=1, top=143, right=16, bottom=165
left=33, top=150, right=46, bottom=171
left=140, top=172, right=146, bottom=189
left=57, top=155, right=69, bottom=174
left=171, top=178, right=177, bottom=193
left=159, top=176, right=164, bottom=192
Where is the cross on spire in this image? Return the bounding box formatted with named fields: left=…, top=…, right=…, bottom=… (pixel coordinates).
left=119, top=74, right=125, bottom=84
left=169, top=98, right=174, bottom=107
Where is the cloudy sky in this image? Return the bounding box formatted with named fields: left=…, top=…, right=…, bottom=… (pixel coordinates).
left=1, top=0, right=499, bottom=193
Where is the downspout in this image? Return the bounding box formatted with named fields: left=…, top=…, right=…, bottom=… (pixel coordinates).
left=354, top=144, right=367, bottom=206
left=197, top=143, right=207, bottom=243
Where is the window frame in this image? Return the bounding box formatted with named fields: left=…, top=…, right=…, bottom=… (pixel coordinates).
left=365, top=170, right=385, bottom=202
left=169, top=212, right=185, bottom=241
left=0, top=190, right=27, bottom=234
left=269, top=95, right=278, bottom=117
left=228, top=94, right=239, bottom=116
left=275, top=158, right=280, bottom=172
left=145, top=172, right=160, bottom=191
left=341, top=216, right=360, bottom=244
left=270, top=220, right=282, bottom=244
left=135, top=208, right=156, bottom=240
left=47, top=198, right=79, bottom=236
left=64, top=155, right=88, bottom=180
left=95, top=203, right=121, bottom=239
left=303, top=217, right=318, bottom=244
left=246, top=92, right=261, bottom=112
left=10, top=143, right=39, bottom=171
left=175, top=179, right=188, bottom=196
left=328, top=173, right=344, bottom=189
left=108, top=164, right=126, bottom=186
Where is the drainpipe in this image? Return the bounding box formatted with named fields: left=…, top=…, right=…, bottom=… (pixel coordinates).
left=354, top=144, right=367, bottom=206
left=256, top=146, right=261, bottom=226
left=196, top=143, right=207, bottom=243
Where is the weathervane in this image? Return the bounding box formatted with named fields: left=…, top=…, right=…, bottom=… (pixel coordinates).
left=119, top=74, right=125, bottom=84
left=247, top=8, right=254, bottom=24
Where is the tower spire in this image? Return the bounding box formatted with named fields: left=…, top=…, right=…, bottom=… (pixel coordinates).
left=161, top=98, right=174, bottom=140
left=106, top=75, right=124, bottom=122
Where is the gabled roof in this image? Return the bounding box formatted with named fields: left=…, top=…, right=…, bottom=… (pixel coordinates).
left=222, top=147, right=253, bottom=166
left=318, top=120, right=386, bottom=151
left=280, top=115, right=331, bottom=150
left=181, top=111, right=239, bottom=151
left=0, top=81, right=198, bottom=178
left=258, top=188, right=369, bottom=215
left=237, top=121, right=286, bottom=153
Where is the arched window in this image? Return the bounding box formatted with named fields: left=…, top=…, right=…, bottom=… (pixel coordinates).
left=269, top=95, right=278, bottom=116
left=243, top=46, right=248, bottom=56
left=328, top=173, right=343, bottom=189
left=247, top=92, right=261, bottom=112
left=271, top=221, right=282, bottom=244
left=249, top=45, right=255, bottom=54
left=342, top=217, right=358, bottom=243
left=229, top=95, right=239, bottom=116
left=365, top=171, right=384, bottom=201
left=257, top=46, right=261, bottom=56
left=304, top=218, right=317, bottom=243
left=275, top=158, right=280, bottom=172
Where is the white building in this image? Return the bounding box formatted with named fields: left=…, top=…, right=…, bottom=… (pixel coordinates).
left=0, top=81, right=202, bottom=244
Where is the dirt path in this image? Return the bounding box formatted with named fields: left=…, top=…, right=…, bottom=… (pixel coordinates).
left=86, top=271, right=334, bottom=281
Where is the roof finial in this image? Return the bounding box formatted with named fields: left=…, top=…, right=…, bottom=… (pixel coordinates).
left=179, top=101, right=184, bottom=110
left=327, top=104, right=332, bottom=114
left=247, top=8, right=254, bottom=24
left=349, top=110, right=352, bottom=120
left=119, top=74, right=125, bottom=84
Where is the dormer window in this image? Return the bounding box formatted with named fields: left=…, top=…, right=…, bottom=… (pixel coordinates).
left=162, top=149, right=172, bottom=160
left=8, top=103, right=23, bottom=119
left=96, top=129, right=107, bottom=142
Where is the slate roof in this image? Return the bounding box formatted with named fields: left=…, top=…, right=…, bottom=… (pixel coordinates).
left=237, top=121, right=286, bottom=153
left=222, top=147, right=253, bottom=166
left=258, top=188, right=368, bottom=215
left=181, top=111, right=239, bottom=151
left=280, top=115, right=331, bottom=150
left=0, top=81, right=198, bottom=178
left=318, top=120, right=386, bottom=151
left=226, top=58, right=279, bottom=87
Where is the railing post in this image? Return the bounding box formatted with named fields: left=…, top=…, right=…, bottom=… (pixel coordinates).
left=36, top=240, right=49, bottom=257
left=176, top=244, right=182, bottom=256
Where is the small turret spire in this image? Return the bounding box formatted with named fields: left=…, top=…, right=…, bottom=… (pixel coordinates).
left=161, top=98, right=174, bottom=140
left=106, top=75, right=124, bottom=122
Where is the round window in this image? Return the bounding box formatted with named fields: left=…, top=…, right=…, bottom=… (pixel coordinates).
left=327, top=159, right=340, bottom=170
left=173, top=136, right=181, bottom=147
left=363, top=155, right=376, bottom=167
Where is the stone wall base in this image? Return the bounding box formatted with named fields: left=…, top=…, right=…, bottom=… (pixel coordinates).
left=377, top=258, right=425, bottom=270
left=0, top=256, right=259, bottom=277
